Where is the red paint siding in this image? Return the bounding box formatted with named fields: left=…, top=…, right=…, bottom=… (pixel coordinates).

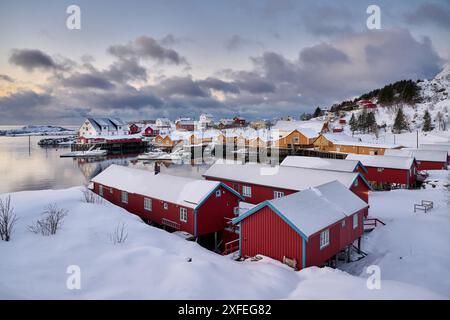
left=416, top=161, right=447, bottom=171
left=240, top=206, right=304, bottom=267
left=240, top=206, right=364, bottom=270
left=339, top=209, right=365, bottom=250
left=305, top=223, right=341, bottom=267
left=350, top=176, right=369, bottom=203
left=196, top=185, right=240, bottom=236
left=363, top=166, right=416, bottom=187
left=205, top=177, right=296, bottom=205
left=93, top=182, right=240, bottom=236
left=206, top=176, right=370, bottom=204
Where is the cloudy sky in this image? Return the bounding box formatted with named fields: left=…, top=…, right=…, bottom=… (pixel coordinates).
left=0, top=0, right=449, bottom=125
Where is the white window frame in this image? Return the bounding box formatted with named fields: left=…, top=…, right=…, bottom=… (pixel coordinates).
left=163, top=202, right=168, bottom=210
left=180, top=207, right=188, bottom=223
left=121, top=191, right=128, bottom=204
left=144, top=197, right=152, bottom=211
left=110, top=187, right=113, bottom=194
left=293, top=137, right=299, bottom=144
left=273, top=191, right=285, bottom=199
left=353, top=213, right=359, bottom=229
left=216, top=189, right=222, bottom=197
left=377, top=167, right=384, bottom=172
left=99, top=185, right=104, bottom=197
left=354, top=179, right=359, bottom=187
left=242, top=186, right=252, bottom=197
left=320, top=229, right=330, bottom=250
left=233, top=206, right=240, bottom=215
left=342, top=219, right=346, bottom=228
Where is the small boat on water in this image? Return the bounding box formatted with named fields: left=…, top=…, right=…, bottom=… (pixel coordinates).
left=138, top=148, right=191, bottom=161
left=137, top=149, right=169, bottom=160
left=60, top=146, right=107, bottom=158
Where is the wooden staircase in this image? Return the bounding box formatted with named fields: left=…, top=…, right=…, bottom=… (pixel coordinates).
left=363, top=217, right=386, bottom=232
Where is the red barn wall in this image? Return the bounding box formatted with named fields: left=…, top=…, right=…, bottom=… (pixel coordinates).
left=350, top=176, right=369, bottom=203
left=305, top=222, right=341, bottom=267
left=204, top=177, right=296, bottom=205
left=205, top=176, right=369, bottom=204
left=196, top=185, right=240, bottom=236
left=364, top=166, right=411, bottom=186
left=240, top=206, right=303, bottom=267
left=93, top=182, right=195, bottom=234
left=416, top=161, right=447, bottom=171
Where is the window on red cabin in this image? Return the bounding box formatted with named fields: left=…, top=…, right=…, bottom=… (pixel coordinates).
left=180, top=207, right=188, bottom=223
left=353, top=213, right=359, bottom=229
left=216, top=189, right=221, bottom=197
left=320, top=229, right=330, bottom=250
left=377, top=167, right=384, bottom=172
left=353, top=179, right=359, bottom=187
left=163, top=202, right=168, bottom=210
left=99, top=185, right=104, bottom=197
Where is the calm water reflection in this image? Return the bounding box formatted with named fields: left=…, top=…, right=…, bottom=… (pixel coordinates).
left=0, top=135, right=211, bottom=194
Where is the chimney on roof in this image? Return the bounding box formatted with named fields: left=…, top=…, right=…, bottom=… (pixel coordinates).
left=154, top=162, right=160, bottom=175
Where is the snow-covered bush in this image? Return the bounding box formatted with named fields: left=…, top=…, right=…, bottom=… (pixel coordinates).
left=0, top=195, right=18, bottom=241
left=81, top=188, right=103, bottom=204
left=109, top=222, right=128, bottom=245
left=28, top=204, right=68, bottom=236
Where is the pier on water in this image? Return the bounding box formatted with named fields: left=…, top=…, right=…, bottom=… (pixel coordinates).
left=71, top=140, right=148, bottom=154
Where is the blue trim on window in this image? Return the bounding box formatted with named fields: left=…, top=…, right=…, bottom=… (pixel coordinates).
left=232, top=201, right=309, bottom=241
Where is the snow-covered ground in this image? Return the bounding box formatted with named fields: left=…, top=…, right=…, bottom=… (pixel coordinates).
left=1, top=174, right=449, bottom=299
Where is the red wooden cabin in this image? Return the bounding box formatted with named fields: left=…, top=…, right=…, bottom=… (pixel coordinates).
left=280, top=155, right=368, bottom=175
left=346, top=154, right=417, bottom=188
left=91, top=165, right=243, bottom=239
left=128, top=123, right=140, bottom=134
left=385, top=149, right=448, bottom=171
left=142, top=125, right=159, bottom=137
left=203, top=162, right=371, bottom=205
left=232, top=181, right=368, bottom=270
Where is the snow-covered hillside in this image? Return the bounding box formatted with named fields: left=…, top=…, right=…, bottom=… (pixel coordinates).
left=1, top=184, right=449, bottom=299
left=337, top=65, right=450, bottom=132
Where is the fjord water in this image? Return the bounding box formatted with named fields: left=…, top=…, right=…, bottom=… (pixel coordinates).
left=0, top=132, right=209, bottom=194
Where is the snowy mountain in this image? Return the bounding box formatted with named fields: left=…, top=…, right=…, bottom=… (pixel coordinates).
left=334, top=65, right=450, bottom=132
left=0, top=125, right=75, bottom=136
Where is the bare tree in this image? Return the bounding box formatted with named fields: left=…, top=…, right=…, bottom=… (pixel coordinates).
left=0, top=196, right=18, bottom=241
left=28, top=203, right=68, bottom=236
left=81, top=187, right=103, bottom=204
left=109, top=222, right=128, bottom=244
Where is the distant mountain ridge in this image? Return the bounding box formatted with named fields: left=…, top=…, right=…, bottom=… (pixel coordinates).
left=330, top=65, right=450, bottom=131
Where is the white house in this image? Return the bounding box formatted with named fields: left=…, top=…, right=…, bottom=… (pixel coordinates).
left=198, top=113, right=214, bottom=130
left=78, top=118, right=128, bottom=137
left=155, top=118, right=172, bottom=129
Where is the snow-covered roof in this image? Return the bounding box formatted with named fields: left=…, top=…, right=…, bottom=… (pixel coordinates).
left=385, top=149, right=448, bottom=162
left=345, top=154, right=415, bottom=170
left=297, top=128, right=319, bottom=139
left=91, top=165, right=232, bottom=209
left=272, top=119, right=325, bottom=134
left=322, top=133, right=401, bottom=149
left=233, top=180, right=368, bottom=238
left=322, top=133, right=360, bottom=143
left=420, top=143, right=450, bottom=154
left=203, top=162, right=365, bottom=191
left=281, top=156, right=363, bottom=172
